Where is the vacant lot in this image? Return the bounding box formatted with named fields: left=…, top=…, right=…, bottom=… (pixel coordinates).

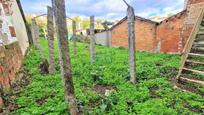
left=11, top=39, right=204, bottom=115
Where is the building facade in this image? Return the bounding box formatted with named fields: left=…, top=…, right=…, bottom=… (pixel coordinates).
left=0, top=0, right=29, bottom=108
left=111, top=0, right=204, bottom=54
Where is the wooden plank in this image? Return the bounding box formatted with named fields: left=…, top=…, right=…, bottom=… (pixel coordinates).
left=200, top=26, right=204, bottom=30
left=183, top=68, right=204, bottom=75
left=194, top=37, right=204, bottom=42
left=188, top=53, right=204, bottom=57
left=197, top=31, right=204, bottom=35
left=180, top=77, right=204, bottom=86
left=186, top=60, right=204, bottom=65
left=177, top=8, right=204, bottom=79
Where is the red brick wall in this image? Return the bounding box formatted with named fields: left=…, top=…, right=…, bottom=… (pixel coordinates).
left=187, top=0, right=204, bottom=5
left=0, top=42, right=22, bottom=107
left=111, top=18, right=157, bottom=52
left=156, top=13, right=186, bottom=53
left=181, top=1, right=204, bottom=51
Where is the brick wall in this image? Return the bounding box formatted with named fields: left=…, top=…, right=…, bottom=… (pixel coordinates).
left=111, top=0, right=204, bottom=54
left=0, top=42, right=22, bottom=106
left=156, top=12, right=186, bottom=53
left=181, top=1, right=204, bottom=51
left=187, top=0, right=204, bottom=5
left=0, top=0, right=23, bottom=108
left=111, top=17, right=157, bottom=52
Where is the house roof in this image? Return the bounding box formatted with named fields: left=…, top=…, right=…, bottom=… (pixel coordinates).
left=159, top=10, right=187, bottom=24
left=110, top=16, right=158, bottom=30
left=110, top=10, right=187, bottom=30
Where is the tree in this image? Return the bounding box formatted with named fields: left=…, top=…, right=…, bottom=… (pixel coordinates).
left=123, top=0, right=137, bottom=83
left=47, top=6, right=55, bottom=74
left=52, top=0, right=78, bottom=114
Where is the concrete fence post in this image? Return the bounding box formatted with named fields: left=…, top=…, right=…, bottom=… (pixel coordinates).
left=31, top=19, right=43, bottom=55
left=72, top=20, right=77, bottom=55
left=90, top=16, right=96, bottom=64
left=52, top=0, right=79, bottom=114
left=47, top=6, right=55, bottom=74
left=126, top=2, right=137, bottom=84
left=31, top=19, right=38, bottom=45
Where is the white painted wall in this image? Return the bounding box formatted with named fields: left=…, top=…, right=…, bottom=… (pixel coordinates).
left=0, top=3, right=17, bottom=45
left=10, top=0, right=29, bottom=55
left=95, top=31, right=111, bottom=46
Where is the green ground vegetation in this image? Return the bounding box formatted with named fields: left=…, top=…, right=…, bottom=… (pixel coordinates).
left=11, top=39, right=204, bottom=115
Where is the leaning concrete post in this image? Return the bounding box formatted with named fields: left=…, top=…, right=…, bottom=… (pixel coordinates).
left=124, top=0, right=136, bottom=83
left=72, top=20, right=77, bottom=55
left=90, top=16, right=96, bottom=64
left=31, top=19, right=43, bottom=55
left=43, top=28, right=47, bottom=39
left=52, top=0, right=78, bottom=114
left=31, top=19, right=38, bottom=45
left=47, top=6, right=55, bottom=74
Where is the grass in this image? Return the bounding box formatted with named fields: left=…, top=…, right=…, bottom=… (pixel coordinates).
left=10, top=38, right=204, bottom=115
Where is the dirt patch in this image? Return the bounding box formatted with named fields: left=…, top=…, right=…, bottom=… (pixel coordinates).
left=93, top=85, right=116, bottom=95
left=0, top=68, right=30, bottom=114
left=160, top=67, right=178, bottom=77
left=36, top=94, right=55, bottom=106
left=176, top=79, right=204, bottom=97
left=39, top=59, right=49, bottom=75
left=149, top=86, right=160, bottom=98
left=183, top=102, right=203, bottom=113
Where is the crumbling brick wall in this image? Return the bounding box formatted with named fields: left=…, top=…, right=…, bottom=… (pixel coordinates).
left=111, top=17, right=157, bottom=52
left=0, top=42, right=22, bottom=92
left=156, top=12, right=186, bottom=53
left=0, top=0, right=23, bottom=107
left=181, top=0, right=204, bottom=52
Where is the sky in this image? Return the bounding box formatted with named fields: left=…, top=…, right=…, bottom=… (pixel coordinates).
left=20, top=0, right=185, bottom=21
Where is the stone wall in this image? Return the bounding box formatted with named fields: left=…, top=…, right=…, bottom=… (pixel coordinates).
left=111, top=17, right=157, bottom=52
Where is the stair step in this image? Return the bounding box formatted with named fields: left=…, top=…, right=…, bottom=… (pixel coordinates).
left=195, top=37, right=204, bottom=42
left=197, top=31, right=204, bottom=35
left=200, top=26, right=204, bottom=30
left=173, top=85, right=188, bottom=92
left=191, top=47, right=204, bottom=52
left=186, top=60, right=204, bottom=65
left=194, top=41, right=204, bottom=44
left=183, top=67, right=204, bottom=75
left=193, top=42, right=204, bottom=47
left=179, top=77, right=204, bottom=86
left=193, top=44, right=204, bottom=47
left=188, top=53, right=204, bottom=57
